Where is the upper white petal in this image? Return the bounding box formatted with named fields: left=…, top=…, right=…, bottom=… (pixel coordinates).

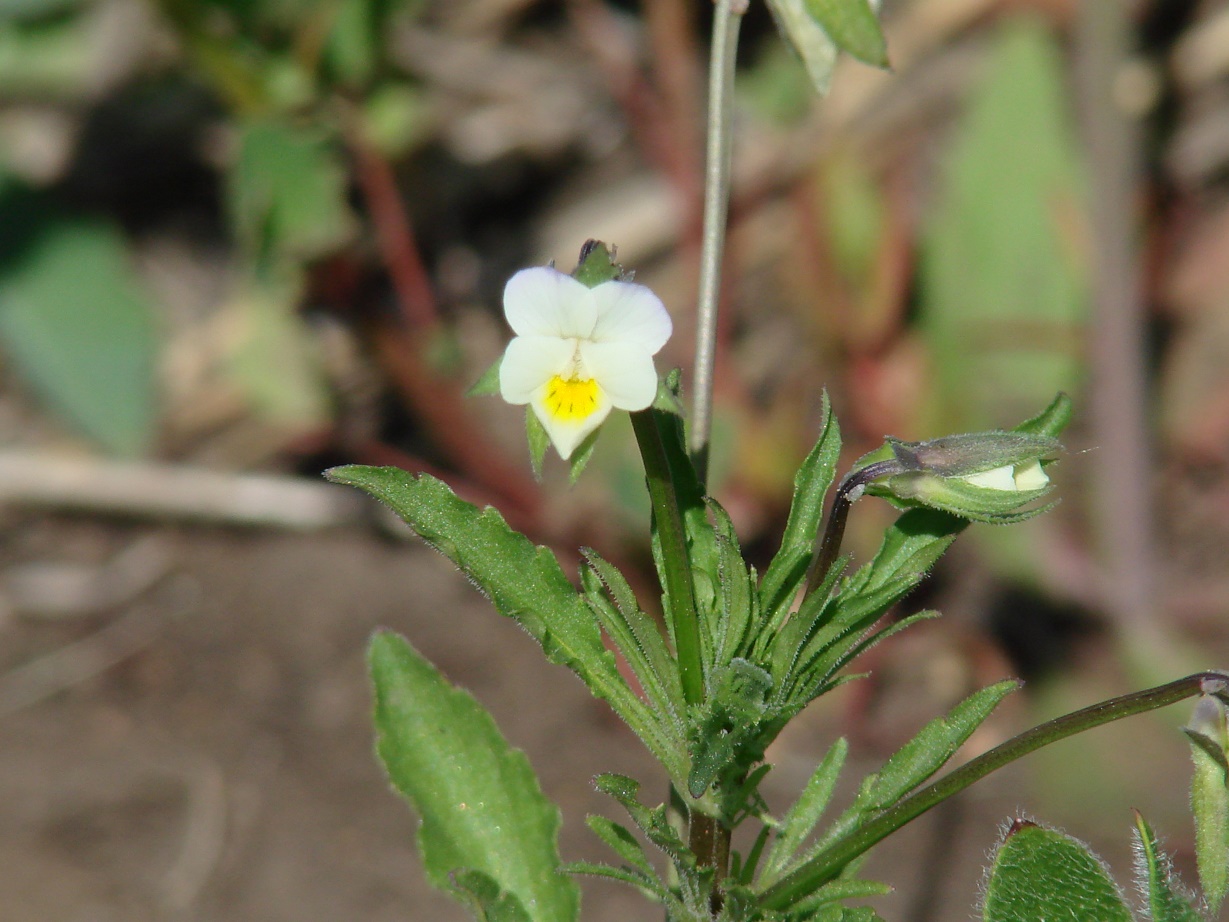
left=589, top=280, right=672, bottom=354
left=961, top=465, right=1016, bottom=491
left=579, top=340, right=659, bottom=410
left=499, top=335, right=575, bottom=404
left=504, top=267, right=597, bottom=340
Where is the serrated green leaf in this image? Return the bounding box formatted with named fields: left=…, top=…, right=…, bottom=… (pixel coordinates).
left=802, top=0, right=888, bottom=68
left=369, top=632, right=579, bottom=922
left=329, top=465, right=686, bottom=779
left=451, top=869, right=535, bottom=922
left=1133, top=813, right=1204, bottom=922
left=759, top=393, right=842, bottom=625
left=919, top=19, right=1086, bottom=431
left=760, top=738, right=848, bottom=886
left=593, top=774, right=693, bottom=865
left=228, top=119, right=355, bottom=262
left=982, top=821, right=1133, bottom=922
left=861, top=680, right=1018, bottom=811
left=584, top=815, right=659, bottom=880
left=710, top=499, right=756, bottom=667
left=0, top=211, right=157, bottom=455
left=688, top=658, right=775, bottom=797
left=563, top=860, right=662, bottom=897
left=845, top=508, right=966, bottom=597
left=785, top=878, right=892, bottom=917
left=582, top=551, right=685, bottom=719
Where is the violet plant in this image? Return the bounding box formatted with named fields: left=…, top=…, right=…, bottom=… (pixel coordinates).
left=327, top=2, right=1229, bottom=920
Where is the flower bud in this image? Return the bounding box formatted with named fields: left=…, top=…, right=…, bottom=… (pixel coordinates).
left=857, top=430, right=1061, bottom=523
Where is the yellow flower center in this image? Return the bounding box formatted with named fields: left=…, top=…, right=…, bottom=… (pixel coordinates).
left=544, top=375, right=600, bottom=422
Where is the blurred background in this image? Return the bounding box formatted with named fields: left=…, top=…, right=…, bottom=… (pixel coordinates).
left=1, top=0, right=1227, bottom=918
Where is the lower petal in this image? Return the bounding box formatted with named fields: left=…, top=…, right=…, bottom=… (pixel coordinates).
left=530, top=378, right=612, bottom=459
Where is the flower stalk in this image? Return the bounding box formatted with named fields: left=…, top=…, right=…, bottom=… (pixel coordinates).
left=690, top=0, right=746, bottom=485
left=760, top=671, right=1229, bottom=911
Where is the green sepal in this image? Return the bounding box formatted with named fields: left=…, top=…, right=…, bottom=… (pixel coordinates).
left=526, top=408, right=549, bottom=481
left=369, top=632, right=579, bottom=922
left=1184, top=695, right=1229, bottom=913
left=571, top=240, right=624, bottom=287
left=802, top=0, right=889, bottom=68
left=1133, top=812, right=1204, bottom=922
left=467, top=356, right=502, bottom=397
left=981, top=821, right=1133, bottom=922
left=1014, top=392, right=1073, bottom=438
left=327, top=465, right=687, bottom=780
left=568, top=428, right=600, bottom=483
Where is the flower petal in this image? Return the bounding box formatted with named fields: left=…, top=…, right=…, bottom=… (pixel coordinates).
left=504, top=267, right=597, bottom=339
left=499, top=335, right=575, bottom=404
left=1013, top=460, right=1049, bottom=491
left=579, top=340, right=659, bottom=410
left=961, top=465, right=1016, bottom=491
left=530, top=382, right=611, bottom=459
left=589, top=280, right=672, bottom=354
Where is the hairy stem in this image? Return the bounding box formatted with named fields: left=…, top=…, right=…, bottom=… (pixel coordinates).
left=761, top=672, right=1229, bottom=910
left=690, top=0, right=745, bottom=486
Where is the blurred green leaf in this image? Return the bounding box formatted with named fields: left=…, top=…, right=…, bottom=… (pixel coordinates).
left=763, top=0, right=839, bottom=95
left=0, top=9, right=94, bottom=95
left=326, top=465, right=688, bottom=780
left=919, top=18, right=1087, bottom=431
left=982, top=821, right=1133, bottom=922
left=225, top=276, right=330, bottom=427
left=0, top=213, right=156, bottom=455
left=802, top=0, right=888, bottom=68
left=228, top=119, right=355, bottom=262
left=369, top=632, right=580, bottom=922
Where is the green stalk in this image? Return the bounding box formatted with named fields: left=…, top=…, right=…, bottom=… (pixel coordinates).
left=690, top=0, right=745, bottom=486
left=760, top=671, right=1229, bottom=911
left=631, top=410, right=704, bottom=707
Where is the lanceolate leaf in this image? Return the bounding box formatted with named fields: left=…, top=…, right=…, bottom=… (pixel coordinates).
left=369, top=632, right=579, bottom=922
left=1133, top=813, right=1203, bottom=922
left=759, top=393, right=842, bottom=624
left=329, top=465, right=686, bottom=779
left=982, top=821, right=1133, bottom=922
left=760, top=737, right=848, bottom=886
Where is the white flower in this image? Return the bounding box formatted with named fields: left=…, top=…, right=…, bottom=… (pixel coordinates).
left=498, top=266, right=672, bottom=459
left=960, top=460, right=1049, bottom=492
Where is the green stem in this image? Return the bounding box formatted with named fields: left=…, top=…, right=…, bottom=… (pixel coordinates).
left=631, top=410, right=704, bottom=707
left=804, top=459, right=906, bottom=593
left=690, top=0, right=745, bottom=486
left=761, top=671, right=1229, bottom=911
